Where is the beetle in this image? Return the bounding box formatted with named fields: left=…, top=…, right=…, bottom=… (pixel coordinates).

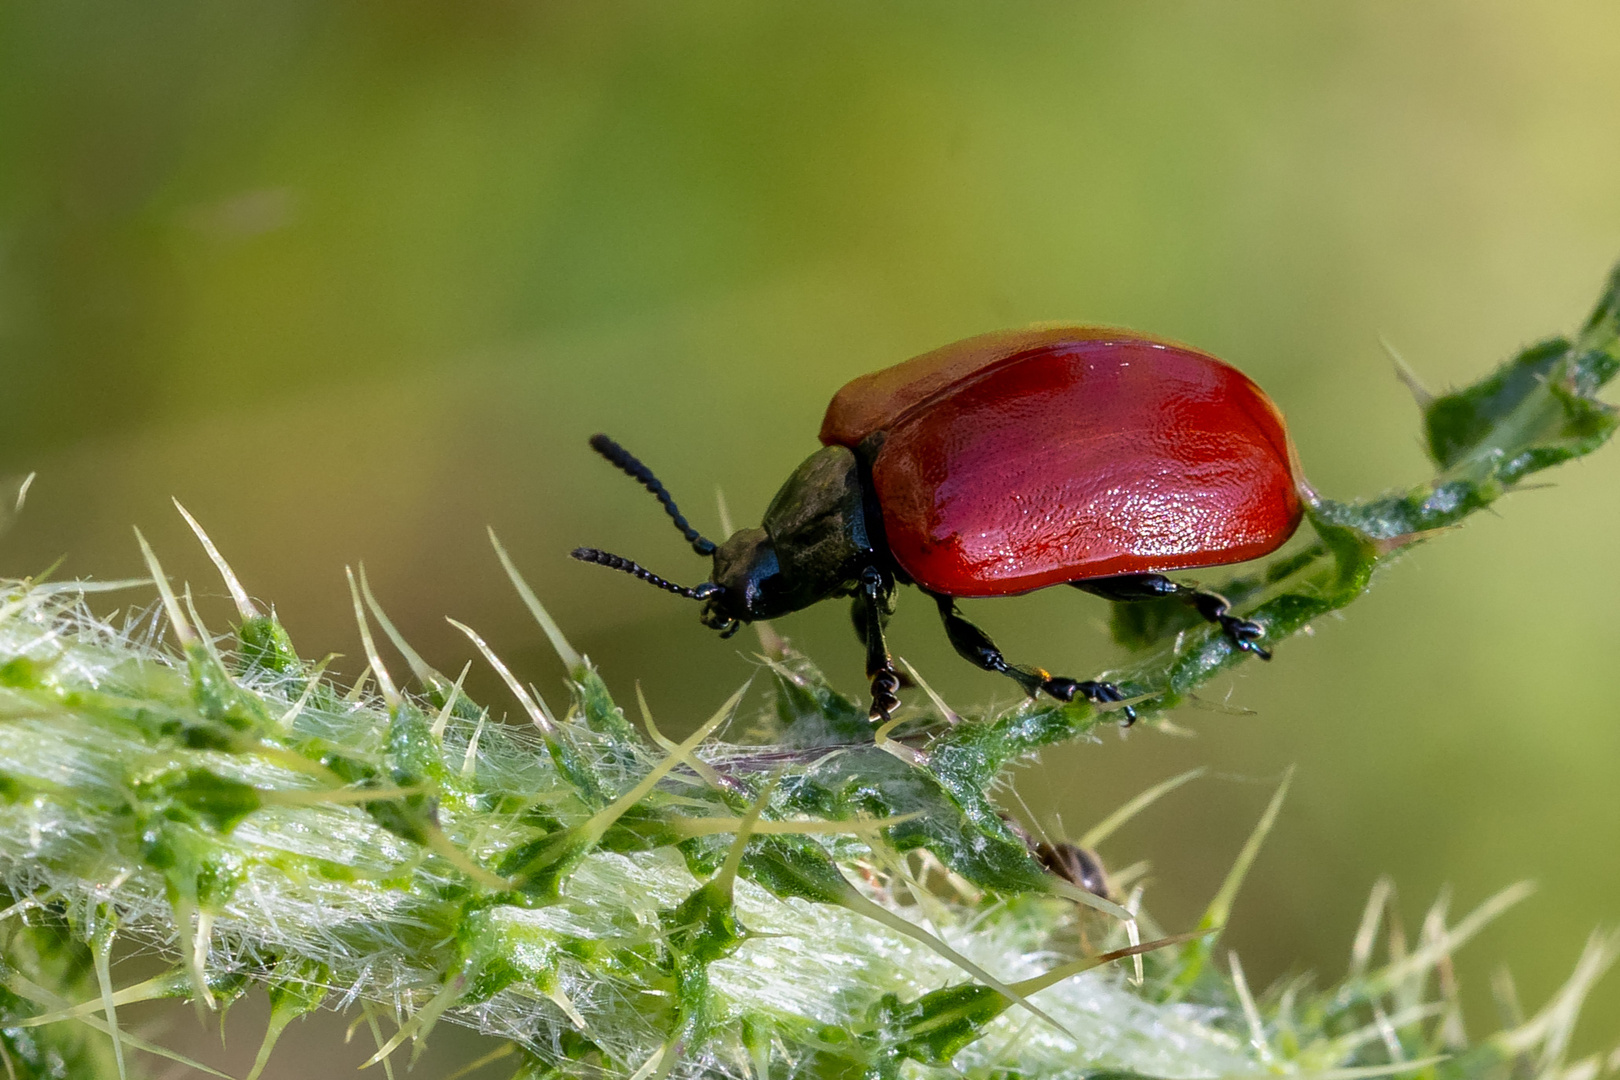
left=572, top=326, right=1304, bottom=724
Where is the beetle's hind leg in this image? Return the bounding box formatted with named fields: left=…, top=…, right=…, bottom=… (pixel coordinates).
left=1072, top=574, right=1271, bottom=659
left=852, top=566, right=902, bottom=722
left=930, top=593, right=1136, bottom=723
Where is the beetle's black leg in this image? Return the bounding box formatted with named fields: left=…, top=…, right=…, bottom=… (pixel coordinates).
left=930, top=593, right=1136, bottom=723
left=1072, top=573, right=1271, bottom=659
left=854, top=566, right=902, bottom=722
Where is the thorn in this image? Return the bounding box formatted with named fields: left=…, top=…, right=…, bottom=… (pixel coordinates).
left=568, top=684, right=747, bottom=851
left=542, top=987, right=587, bottom=1032
left=1195, top=766, right=1294, bottom=939
left=637, top=684, right=731, bottom=792
left=430, top=661, right=472, bottom=739
left=871, top=712, right=925, bottom=767
left=439, top=1044, right=518, bottom=1080
left=1346, top=881, right=1536, bottom=1006
left=346, top=567, right=399, bottom=707
left=15, top=472, right=35, bottom=514
left=183, top=903, right=217, bottom=1012
left=133, top=527, right=196, bottom=648
left=278, top=655, right=334, bottom=730
left=1010, top=928, right=1209, bottom=998
left=627, top=1045, right=669, bottom=1080
left=898, top=657, right=961, bottom=726
left=1382, top=338, right=1434, bottom=408
left=1079, top=767, right=1205, bottom=850
left=358, top=564, right=440, bottom=689
left=343, top=669, right=372, bottom=704
left=447, top=618, right=556, bottom=736
left=1, top=969, right=189, bottom=1030
left=1489, top=964, right=1525, bottom=1032
left=838, top=887, right=1078, bottom=1039
left=90, top=915, right=126, bottom=1080
left=714, top=775, right=779, bottom=897
left=1295, top=475, right=1323, bottom=510
left=1349, top=877, right=1395, bottom=981
left=461, top=710, right=487, bottom=781
left=181, top=585, right=232, bottom=674
left=359, top=974, right=465, bottom=1070
left=752, top=619, right=787, bottom=659
left=1373, top=524, right=1456, bottom=557
left=358, top=1005, right=398, bottom=1080
left=667, top=812, right=921, bottom=840
left=488, top=528, right=582, bottom=671
left=173, top=500, right=258, bottom=619
left=1229, top=951, right=1273, bottom=1062
left=1498, top=929, right=1619, bottom=1060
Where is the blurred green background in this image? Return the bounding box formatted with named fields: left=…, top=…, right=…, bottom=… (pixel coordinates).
left=3, top=0, right=1619, bottom=1070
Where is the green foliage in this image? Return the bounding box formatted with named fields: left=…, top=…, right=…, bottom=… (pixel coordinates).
left=0, top=264, right=1616, bottom=1078
left=1102, top=261, right=1619, bottom=723
left=0, top=916, right=122, bottom=1080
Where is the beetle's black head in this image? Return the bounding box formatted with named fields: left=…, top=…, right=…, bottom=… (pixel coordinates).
left=705, top=527, right=796, bottom=625
left=573, top=435, right=876, bottom=636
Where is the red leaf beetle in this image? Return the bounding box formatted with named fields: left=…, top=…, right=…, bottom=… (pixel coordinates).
left=574, top=327, right=1305, bottom=724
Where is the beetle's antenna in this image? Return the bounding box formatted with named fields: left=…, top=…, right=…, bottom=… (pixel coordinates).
left=589, top=434, right=719, bottom=556
left=571, top=547, right=721, bottom=602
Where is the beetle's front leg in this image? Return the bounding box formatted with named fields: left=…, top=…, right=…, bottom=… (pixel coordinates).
left=853, top=566, right=901, bottom=721
left=1072, top=574, right=1271, bottom=659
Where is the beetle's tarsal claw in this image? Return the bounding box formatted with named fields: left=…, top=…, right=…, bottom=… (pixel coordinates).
left=1075, top=680, right=1123, bottom=703
left=868, top=667, right=902, bottom=721
left=1218, top=614, right=1270, bottom=659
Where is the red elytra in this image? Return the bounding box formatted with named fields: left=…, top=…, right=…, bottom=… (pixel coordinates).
left=576, top=325, right=1305, bottom=724
left=820, top=327, right=1304, bottom=596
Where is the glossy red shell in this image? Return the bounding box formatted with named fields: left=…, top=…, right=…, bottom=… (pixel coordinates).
left=819, top=328, right=1304, bottom=597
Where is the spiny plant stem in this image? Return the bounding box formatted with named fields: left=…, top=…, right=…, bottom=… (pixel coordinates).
left=0, top=262, right=1616, bottom=1080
